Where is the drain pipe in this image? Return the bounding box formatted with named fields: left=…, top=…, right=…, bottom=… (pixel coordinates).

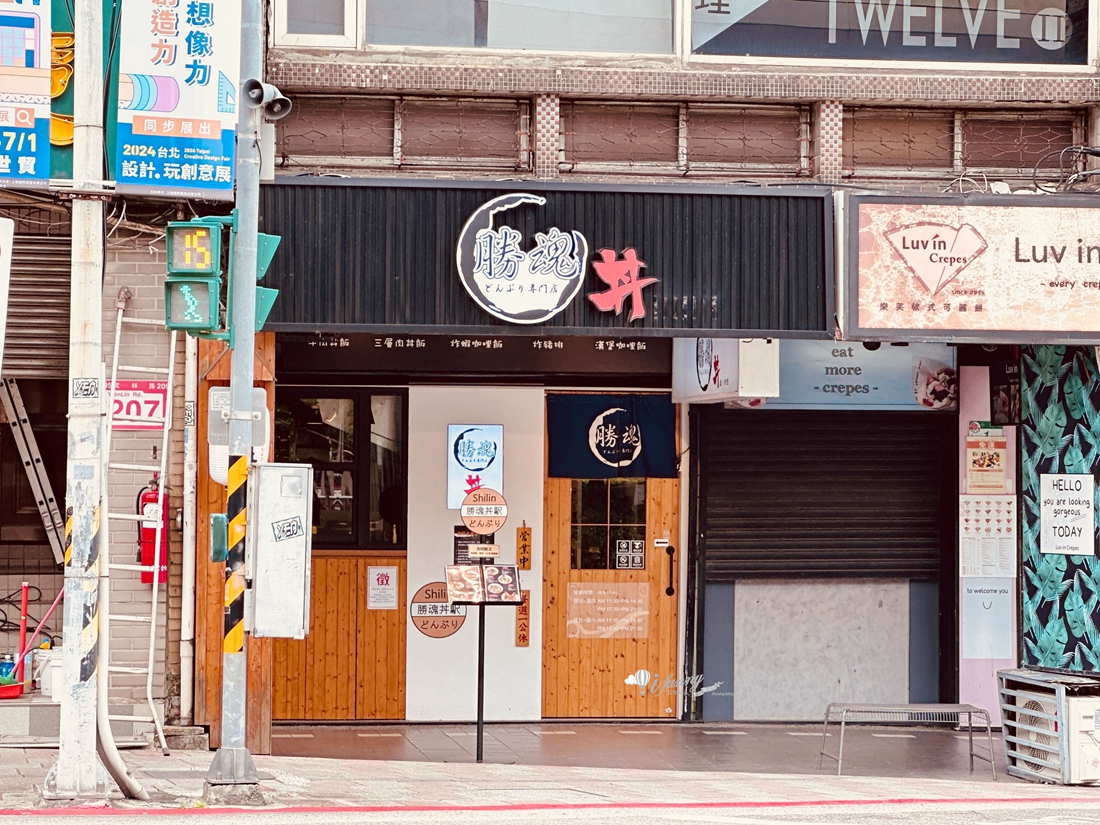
left=180, top=333, right=198, bottom=726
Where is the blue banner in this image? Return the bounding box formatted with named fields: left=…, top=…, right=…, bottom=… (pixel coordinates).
left=547, top=394, right=676, bottom=479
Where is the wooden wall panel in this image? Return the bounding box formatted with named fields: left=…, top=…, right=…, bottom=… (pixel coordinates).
left=272, top=553, right=406, bottom=720
left=195, top=334, right=275, bottom=752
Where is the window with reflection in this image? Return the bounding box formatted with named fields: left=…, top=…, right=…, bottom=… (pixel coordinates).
left=570, top=478, right=646, bottom=570
left=275, top=390, right=406, bottom=548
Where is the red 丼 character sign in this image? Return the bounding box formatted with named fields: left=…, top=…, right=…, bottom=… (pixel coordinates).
left=588, top=248, right=657, bottom=322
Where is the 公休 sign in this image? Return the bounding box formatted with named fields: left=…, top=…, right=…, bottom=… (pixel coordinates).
left=1040, top=473, right=1095, bottom=556
left=114, top=0, right=240, bottom=199
left=847, top=196, right=1100, bottom=342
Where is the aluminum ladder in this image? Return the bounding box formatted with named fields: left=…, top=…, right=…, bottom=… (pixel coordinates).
left=100, top=287, right=175, bottom=755
left=0, top=378, right=65, bottom=562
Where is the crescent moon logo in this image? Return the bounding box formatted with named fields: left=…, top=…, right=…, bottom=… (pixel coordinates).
left=588, top=407, right=643, bottom=468
left=455, top=193, right=589, bottom=325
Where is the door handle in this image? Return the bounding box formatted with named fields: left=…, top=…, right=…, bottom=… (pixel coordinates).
left=665, top=546, right=675, bottom=597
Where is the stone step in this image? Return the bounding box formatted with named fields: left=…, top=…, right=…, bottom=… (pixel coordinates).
left=163, top=725, right=209, bottom=751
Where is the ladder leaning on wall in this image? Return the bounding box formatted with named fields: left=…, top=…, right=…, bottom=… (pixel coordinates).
left=100, top=287, right=174, bottom=755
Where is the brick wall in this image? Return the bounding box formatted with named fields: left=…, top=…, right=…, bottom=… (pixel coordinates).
left=100, top=234, right=182, bottom=715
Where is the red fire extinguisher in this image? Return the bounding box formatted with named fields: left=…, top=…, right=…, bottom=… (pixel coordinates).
left=137, top=476, right=169, bottom=585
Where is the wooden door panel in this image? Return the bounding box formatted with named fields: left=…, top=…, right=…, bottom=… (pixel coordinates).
left=542, top=475, right=679, bottom=719
left=272, top=554, right=406, bottom=720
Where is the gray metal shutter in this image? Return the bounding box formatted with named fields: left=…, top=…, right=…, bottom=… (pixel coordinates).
left=4, top=236, right=71, bottom=378
left=699, top=408, right=954, bottom=580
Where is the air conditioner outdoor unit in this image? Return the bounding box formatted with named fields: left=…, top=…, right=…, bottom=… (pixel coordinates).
left=998, top=669, right=1100, bottom=785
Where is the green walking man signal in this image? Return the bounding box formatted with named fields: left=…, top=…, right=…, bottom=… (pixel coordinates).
left=164, top=213, right=280, bottom=340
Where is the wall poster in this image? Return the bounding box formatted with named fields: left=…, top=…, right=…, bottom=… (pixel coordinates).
left=446, top=424, right=503, bottom=509
left=959, top=494, right=1016, bottom=577
left=1040, top=473, right=1095, bottom=556
left=367, top=566, right=398, bottom=610
left=965, top=422, right=1008, bottom=493
left=566, top=582, right=649, bottom=639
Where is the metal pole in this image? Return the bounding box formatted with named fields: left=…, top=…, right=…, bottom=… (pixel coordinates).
left=476, top=602, right=485, bottom=763
left=43, top=0, right=107, bottom=799
left=205, top=0, right=261, bottom=792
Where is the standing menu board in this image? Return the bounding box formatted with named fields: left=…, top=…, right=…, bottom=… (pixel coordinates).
left=445, top=564, right=522, bottom=604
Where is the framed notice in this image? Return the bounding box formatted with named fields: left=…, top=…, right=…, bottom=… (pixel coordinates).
left=367, top=566, right=398, bottom=610
left=1040, top=474, right=1096, bottom=556
left=965, top=422, right=1007, bottom=493
left=959, top=495, right=1016, bottom=577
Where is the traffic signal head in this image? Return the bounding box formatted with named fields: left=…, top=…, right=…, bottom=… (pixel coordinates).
left=165, top=221, right=223, bottom=332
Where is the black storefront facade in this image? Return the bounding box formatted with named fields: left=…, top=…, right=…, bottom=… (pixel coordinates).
left=256, top=178, right=835, bottom=722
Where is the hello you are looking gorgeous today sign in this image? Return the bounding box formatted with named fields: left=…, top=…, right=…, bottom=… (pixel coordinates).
left=1040, top=473, right=1096, bottom=556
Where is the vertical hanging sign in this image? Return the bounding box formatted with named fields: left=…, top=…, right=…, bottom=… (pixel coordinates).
left=114, top=0, right=240, bottom=199
left=0, top=0, right=50, bottom=187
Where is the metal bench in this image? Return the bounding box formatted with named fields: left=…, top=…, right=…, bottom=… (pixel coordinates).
left=817, top=702, right=997, bottom=778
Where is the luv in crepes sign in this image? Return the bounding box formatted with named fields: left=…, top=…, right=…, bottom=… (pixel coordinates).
left=114, top=0, right=240, bottom=199
left=849, top=197, right=1100, bottom=342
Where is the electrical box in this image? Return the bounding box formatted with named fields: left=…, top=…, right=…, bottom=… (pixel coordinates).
left=246, top=462, right=312, bottom=639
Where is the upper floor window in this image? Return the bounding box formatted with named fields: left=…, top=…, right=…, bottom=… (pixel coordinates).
left=276, top=0, right=357, bottom=47
left=276, top=0, right=674, bottom=52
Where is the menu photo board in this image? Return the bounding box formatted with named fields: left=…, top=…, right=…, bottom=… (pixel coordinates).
left=445, top=564, right=522, bottom=605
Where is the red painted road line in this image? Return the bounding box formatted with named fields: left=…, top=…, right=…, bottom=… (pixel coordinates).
left=3, top=796, right=1099, bottom=817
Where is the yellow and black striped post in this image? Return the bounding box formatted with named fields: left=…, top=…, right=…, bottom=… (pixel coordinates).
left=223, top=454, right=248, bottom=656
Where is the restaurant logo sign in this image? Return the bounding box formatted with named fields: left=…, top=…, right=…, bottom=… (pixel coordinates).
left=589, top=407, right=643, bottom=468
left=456, top=193, right=657, bottom=325
left=850, top=198, right=1100, bottom=341
left=884, top=222, right=988, bottom=296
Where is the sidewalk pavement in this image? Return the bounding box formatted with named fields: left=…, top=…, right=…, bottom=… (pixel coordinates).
left=0, top=723, right=1097, bottom=814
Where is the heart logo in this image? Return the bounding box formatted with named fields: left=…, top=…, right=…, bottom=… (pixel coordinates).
left=884, top=222, right=988, bottom=295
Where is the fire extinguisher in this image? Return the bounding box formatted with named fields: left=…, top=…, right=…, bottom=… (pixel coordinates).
left=137, top=476, right=169, bottom=585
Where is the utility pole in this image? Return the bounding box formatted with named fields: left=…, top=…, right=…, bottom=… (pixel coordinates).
left=204, top=0, right=262, bottom=799
left=43, top=0, right=107, bottom=802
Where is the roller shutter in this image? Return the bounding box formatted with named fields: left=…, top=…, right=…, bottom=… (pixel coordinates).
left=698, top=408, right=955, bottom=580
left=4, top=236, right=71, bottom=379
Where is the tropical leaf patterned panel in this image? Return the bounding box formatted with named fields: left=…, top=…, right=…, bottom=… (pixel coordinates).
left=1021, top=346, right=1100, bottom=672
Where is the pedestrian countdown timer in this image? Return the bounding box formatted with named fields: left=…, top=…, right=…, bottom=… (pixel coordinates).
left=165, top=221, right=223, bottom=332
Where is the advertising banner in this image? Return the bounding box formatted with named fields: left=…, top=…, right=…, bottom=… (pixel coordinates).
left=756, top=340, right=957, bottom=410
left=848, top=197, right=1100, bottom=342
left=0, top=0, right=50, bottom=187
left=115, top=0, right=240, bottom=199
left=691, top=0, right=1087, bottom=64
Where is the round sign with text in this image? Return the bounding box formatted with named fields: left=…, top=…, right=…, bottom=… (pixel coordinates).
left=460, top=488, right=508, bottom=534
left=410, top=581, right=466, bottom=638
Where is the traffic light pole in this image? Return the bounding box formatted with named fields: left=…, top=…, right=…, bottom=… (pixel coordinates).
left=43, top=0, right=108, bottom=801
left=204, top=0, right=262, bottom=797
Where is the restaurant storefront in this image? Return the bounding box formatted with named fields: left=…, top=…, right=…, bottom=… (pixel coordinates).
left=191, top=179, right=833, bottom=727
